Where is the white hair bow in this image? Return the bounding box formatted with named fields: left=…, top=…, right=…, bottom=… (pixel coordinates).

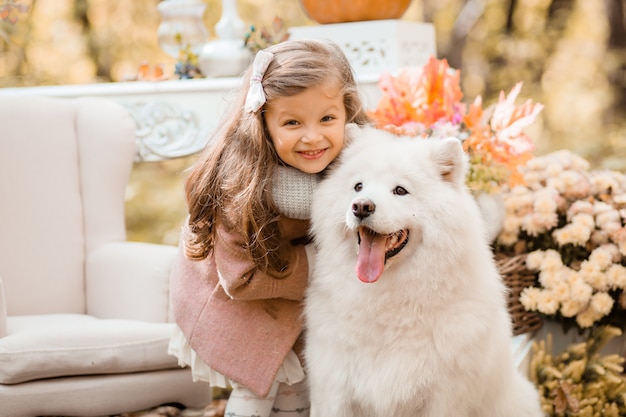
left=244, top=50, right=274, bottom=113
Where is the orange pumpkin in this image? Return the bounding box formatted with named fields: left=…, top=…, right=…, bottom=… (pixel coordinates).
left=299, top=0, right=413, bottom=24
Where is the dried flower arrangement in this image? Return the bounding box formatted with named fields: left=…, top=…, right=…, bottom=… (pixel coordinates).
left=367, top=56, right=543, bottom=194
left=529, top=325, right=625, bottom=417
left=495, top=150, right=626, bottom=331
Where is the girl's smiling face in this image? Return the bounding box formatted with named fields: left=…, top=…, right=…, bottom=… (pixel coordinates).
left=264, top=82, right=347, bottom=174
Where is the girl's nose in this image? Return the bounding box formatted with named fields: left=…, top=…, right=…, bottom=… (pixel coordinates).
left=302, top=128, right=322, bottom=143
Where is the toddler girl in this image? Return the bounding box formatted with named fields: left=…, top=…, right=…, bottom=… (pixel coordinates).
left=168, top=39, right=370, bottom=417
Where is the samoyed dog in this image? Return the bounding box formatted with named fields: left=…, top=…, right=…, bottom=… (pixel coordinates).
left=304, top=124, right=542, bottom=417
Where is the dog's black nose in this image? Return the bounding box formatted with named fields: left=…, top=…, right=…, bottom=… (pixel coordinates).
left=352, top=199, right=376, bottom=219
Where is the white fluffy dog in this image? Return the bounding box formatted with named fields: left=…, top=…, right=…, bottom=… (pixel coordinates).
left=304, top=125, right=543, bottom=417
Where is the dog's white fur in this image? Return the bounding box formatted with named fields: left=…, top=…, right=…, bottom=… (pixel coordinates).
left=304, top=125, right=542, bottom=417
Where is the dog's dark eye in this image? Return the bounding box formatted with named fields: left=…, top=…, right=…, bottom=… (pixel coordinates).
left=393, top=186, right=408, bottom=195
left=354, top=182, right=363, bottom=192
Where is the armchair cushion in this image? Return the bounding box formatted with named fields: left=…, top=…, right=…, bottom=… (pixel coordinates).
left=0, top=314, right=176, bottom=384
left=86, top=241, right=177, bottom=323
left=0, top=276, right=6, bottom=338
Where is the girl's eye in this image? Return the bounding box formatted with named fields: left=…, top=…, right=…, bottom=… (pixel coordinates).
left=321, top=115, right=335, bottom=122
left=354, top=182, right=363, bottom=192
left=284, top=120, right=299, bottom=126
left=393, top=186, right=408, bottom=195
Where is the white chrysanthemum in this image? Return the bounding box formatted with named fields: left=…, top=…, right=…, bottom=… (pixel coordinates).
left=560, top=299, right=584, bottom=318
left=567, top=200, right=594, bottom=219
left=522, top=213, right=552, bottom=236
left=546, top=177, right=564, bottom=193
left=593, top=201, right=613, bottom=215
left=539, top=269, right=560, bottom=289
left=546, top=163, right=563, bottom=177
left=510, top=185, right=531, bottom=196
left=535, top=212, right=558, bottom=229
left=536, top=290, right=560, bottom=315
left=502, top=214, right=523, bottom=235
left=600, top=221, right=621, bottom=234
left=553, top=223, right=591, bottom=246
left=580, top=268, right=608, bottom=292
left=576, top=307, right=598, bottom=329
left=569, top=279, right=593, bottom=304
left=606, top=263, right=626, bottom=289
left=559, top=170, right=582, bottom=188
left=590, top=292, right=614, bottom=316
left=504, top=192, right=534, bottom=213
left=524, top=158, right=548, bottom=172
left=540, top=250, right=564, bottom=271
left=588, top=247, right=616, bottom=270
left=519, top=287, right=542, bottom=311
left=613, top=194, right=626, bottom=205
left=596, top=209, right=620, bottom=227
left=571, top=213, right=595, bottom=229
left=533, top=191, right=558, bottom=215
left=497, top=231, right=519, bottom=247
left=525, top=250, right=545, bottom=270
left=522, top=171, right=545, bottom=189
left=590, top=172, right=619, bottom=195
left=550, top=281, right=571, bottom=302
left=568, top=152, right=591, bottom=171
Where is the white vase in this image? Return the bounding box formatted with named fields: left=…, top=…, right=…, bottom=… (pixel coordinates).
left=198, top=0, right=252, bottom=77
left=475, top=191, right=505, bottom=243
left=157, top=0, right=208, bottom=58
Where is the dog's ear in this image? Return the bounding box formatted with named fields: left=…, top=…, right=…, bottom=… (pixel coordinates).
left=432, top=137, right=468, bottom=186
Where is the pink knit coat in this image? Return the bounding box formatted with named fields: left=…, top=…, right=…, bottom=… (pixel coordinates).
left=169, top=216, right=310, bottom=398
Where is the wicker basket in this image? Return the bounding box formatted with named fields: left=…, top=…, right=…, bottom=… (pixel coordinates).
left=496, top=253, right=543, bottom=336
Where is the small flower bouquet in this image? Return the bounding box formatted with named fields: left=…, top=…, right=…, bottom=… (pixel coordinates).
left=496, top=150, right=626, bottom=331
left=367, top=56, right=544, bottom=194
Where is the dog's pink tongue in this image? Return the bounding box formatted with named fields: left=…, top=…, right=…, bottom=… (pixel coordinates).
left=356, top=232, right=386, bottom=283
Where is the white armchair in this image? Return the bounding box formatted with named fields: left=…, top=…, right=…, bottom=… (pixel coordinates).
left=0, top=95, right=212, bottom=417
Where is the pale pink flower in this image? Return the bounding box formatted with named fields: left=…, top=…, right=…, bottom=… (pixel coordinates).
left=497, top=231, right=519, bottom=246
left=588, top=246, right=618, bottom=270
left=525, top=250, right=545, bottom=270
left=541, top=249, right=564, bottom=271
left=536, top=290, right=560, bottom=315
left=567, top=200, right=594, bottom=219
left=576, top=307, right=598, bottom=329
left=502, top=214, right=523, bottom=235
left=553, top=222, right=592, bottom=246
left=571, top=213, right=595, bottom=229
left=560, top=299, right=584, bottom=318
left=590, top=292, right=614, bottom=316
left=551, top=281, right=571, bottom=302
left=596, top=209, right=620, bottom=228
left=569, top=279, right=593, bottom=304
left=519, top=287, right=542, bottom=311
left=606, top=264, right=626, bottom=289
left=533, top=189, right=558, bottom=214
left=539, top=269, right=560, bottom=289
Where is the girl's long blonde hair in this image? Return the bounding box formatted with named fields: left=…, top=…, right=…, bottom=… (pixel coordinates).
left=184, top=39, right=370, bottom=275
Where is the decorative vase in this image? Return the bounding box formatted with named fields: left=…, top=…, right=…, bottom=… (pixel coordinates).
left=198, top=0, right=252, bottom=77
left=474, top=191, right=505, bottom=243
left=157, top=0, right=208, bottom=58
left=299, top=0, right=413, bottom=24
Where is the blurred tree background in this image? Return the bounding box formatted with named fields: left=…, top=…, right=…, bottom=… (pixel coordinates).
left=2, top=0, right=626, bottom=245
